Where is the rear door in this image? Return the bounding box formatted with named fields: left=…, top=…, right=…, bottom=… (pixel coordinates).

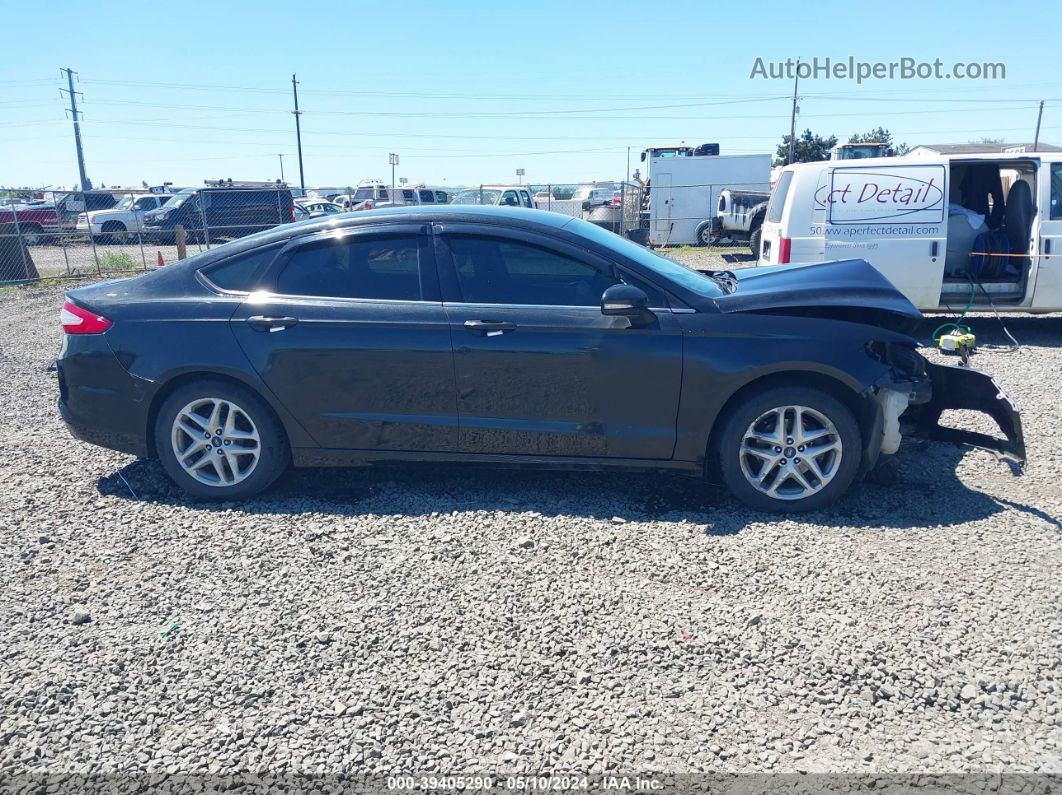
left=229, top=224, right=458, bottom=451
left=1032, top=161, right=1062, bottom=309
left=435, top=223, right=683, bottom=459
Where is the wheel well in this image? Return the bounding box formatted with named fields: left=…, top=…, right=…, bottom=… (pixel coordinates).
left=704, top=370, right=870, bottom=478
left=144, top=371, right=285, bottom=458
left=101, top=220, right=125, bottom=230
left=749, top=208, right=766, bottom=231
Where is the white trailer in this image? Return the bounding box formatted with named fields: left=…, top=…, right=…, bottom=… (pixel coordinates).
left=645, top=153, right=771, bottom=246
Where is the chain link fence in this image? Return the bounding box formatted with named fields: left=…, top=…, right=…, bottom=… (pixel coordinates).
left=1, top=187, right=295, bottom=284
left=1, top=178, right=767, bottom=285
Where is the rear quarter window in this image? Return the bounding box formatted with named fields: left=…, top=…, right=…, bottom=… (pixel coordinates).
left=765, top=170, right=794, bottom=224
left=200, top=244, right=282, bottom=292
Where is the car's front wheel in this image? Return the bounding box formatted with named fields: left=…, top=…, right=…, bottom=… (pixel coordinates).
left=717, top=385, right=862, bottom=512
left=154, top=380, right=289, bottom=499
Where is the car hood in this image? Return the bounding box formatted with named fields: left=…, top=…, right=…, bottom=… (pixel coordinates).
left=711, top=259, right=923, bottom=335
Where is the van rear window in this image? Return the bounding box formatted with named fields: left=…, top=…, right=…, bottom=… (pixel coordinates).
left=766, top=170, right=794, bottom=224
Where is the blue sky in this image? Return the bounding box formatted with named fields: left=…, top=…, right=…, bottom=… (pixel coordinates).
left=1, top=0, right=1059, bottom=190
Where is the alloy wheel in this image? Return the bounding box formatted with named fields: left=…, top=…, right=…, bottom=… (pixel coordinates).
left=170, top=398, right=261, bottom=487
left=738, top=404, right=843, bottom=501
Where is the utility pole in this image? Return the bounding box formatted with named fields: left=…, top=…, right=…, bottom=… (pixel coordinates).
left=787, top=58, right=800, bottom=166
left=277, top=153, right=285, bottom=182
left=291, top=74, right=305, bottom=191
left=1033, top=100, right=1045, bottom=153
left=60, top=68, right=90, bottom=191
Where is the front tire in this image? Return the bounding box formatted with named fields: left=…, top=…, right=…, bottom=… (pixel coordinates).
left=154, top=380, right=289, bottom=499
left=695, top=221, right=715, bottom=247
left=716, top=385, right=862, bottom=512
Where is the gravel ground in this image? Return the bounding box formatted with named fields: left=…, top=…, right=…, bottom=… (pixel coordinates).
left=1, top=282, right=1060, bottom=781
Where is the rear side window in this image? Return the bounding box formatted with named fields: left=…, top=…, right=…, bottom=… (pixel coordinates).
left=201, top=245, right=281, bottom=292
left=766, top=170, right=794, bottom=224
left=276, top=234, right=422, bottom=301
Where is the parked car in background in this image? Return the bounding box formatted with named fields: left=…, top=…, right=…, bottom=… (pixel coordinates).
left=353, top=184, right=450, bottom=211
left=76, top=193, right=174, bottom=243
left=449, top=185, right=535, bottom=208
left=53, top=190, right=123, bottom=229
left=294, top=199, right=343, bottom=220
left=142, top=186, right=295, bottom=243
left=572, top=182, right=628, bottom=230
left=758, top=151, right=1062, bottom=313
left=58, top=205, right=1023, bottom=512
left=0, top=203, right=60, bottom=245
left=702, top=188, right=771, bottom=254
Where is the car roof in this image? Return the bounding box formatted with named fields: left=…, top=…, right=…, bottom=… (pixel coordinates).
left=182, top=205, right=576, bottom=267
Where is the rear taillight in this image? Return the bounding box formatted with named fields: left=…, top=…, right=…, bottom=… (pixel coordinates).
left=61, top=300, right=112, bottom=334
left=778, top=237, right=792, bottom=264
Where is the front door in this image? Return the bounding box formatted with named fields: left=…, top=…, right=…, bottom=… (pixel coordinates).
left=435, top=224, right=683, bottom=459
left=229, top=224, right=458, bottom=451
left=1032, top=161, right=1062, bottom=309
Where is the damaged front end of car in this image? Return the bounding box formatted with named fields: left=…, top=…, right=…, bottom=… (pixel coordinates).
left=863, top=341, right=1026, bottom=474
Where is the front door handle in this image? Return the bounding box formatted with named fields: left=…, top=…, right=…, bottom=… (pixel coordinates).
left=463, top=319, right=516, bottom=336
left=247, top=315, right=298, bottom=332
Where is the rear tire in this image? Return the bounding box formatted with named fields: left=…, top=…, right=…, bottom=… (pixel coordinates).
left=749, top=226, right=762, bottom=258
left=154, top=380, right=289, bottom=500
left=716, top=385, right=862, bottom=512
left=695, top=221, right=715, bottom=247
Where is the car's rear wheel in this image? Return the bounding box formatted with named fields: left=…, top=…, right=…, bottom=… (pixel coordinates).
left=101, top=221, right=129, bottom=245
left=154, top=380, right=289, bottom=499
left=20, top=222, right=43, bottom=246
left=749, top=226, right=762, bottom=258
left=717, top=386, right=861, bottom=512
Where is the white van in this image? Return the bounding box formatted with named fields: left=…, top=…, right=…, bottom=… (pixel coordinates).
left=758, top=152, right=1062, bottom=312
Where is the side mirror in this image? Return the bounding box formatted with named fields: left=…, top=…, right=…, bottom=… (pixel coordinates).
left=601, top=283, right=650, bottom=317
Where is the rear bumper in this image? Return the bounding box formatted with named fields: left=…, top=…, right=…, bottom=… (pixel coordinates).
left=914, top=362, right=1026, bottom=466
left=56, top=334, right=150, bottom=458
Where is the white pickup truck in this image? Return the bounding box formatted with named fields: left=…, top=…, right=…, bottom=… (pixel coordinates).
left=699, top=188, right=770, bottom=254
left=76, top=193, right=173, bottom=243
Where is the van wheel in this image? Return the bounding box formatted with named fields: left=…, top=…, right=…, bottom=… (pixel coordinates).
left=695, top=221, right=715, bottom=247
left=154, top=380, right=289, bottom=500
left=716, top=386, right=862, bottom=512
left=749, top=227, right=762, bottom=258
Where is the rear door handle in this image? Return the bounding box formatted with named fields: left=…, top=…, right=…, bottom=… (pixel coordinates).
left=247, top=315, right=298, bottom=332
left=463, top=319, right=516, bottom=336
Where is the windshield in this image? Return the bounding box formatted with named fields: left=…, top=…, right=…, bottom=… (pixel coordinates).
left=113, top=194, right=136, bottom=210
left=451, top=189, right=501, bottom=205
left=565, top=218, right=724, bottom=297
left=162, top=189, right=195, bottom=209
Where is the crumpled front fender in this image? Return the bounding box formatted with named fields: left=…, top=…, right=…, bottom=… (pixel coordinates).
left=914, top=362, right=1026, bottom=466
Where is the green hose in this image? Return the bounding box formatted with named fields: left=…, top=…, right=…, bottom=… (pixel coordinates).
left=932, top=279, right=975, bottom=343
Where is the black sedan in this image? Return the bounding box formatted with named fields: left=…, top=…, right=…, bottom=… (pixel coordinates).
left=56, top=206, right=1024, bottom=511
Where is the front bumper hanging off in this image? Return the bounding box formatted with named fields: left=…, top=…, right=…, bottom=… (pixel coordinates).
left=914, top=362, right=1026, bottom=466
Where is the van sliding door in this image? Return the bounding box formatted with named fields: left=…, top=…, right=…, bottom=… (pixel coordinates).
left=1032, top=162, right=1062, bottom=310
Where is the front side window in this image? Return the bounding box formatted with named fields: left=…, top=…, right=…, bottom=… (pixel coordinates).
left=447, top=235, right=618, bottom=306
left=419, top=190, right=435, bottom=203
left=500, top=190, right=520, bottom=207
left=134, top=197, right=156, bottom=210
left=276, top=234, right=422, bottom=301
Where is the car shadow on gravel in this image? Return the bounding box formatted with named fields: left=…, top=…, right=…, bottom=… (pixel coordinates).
left=97, top=436, right=1051, bottom=534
